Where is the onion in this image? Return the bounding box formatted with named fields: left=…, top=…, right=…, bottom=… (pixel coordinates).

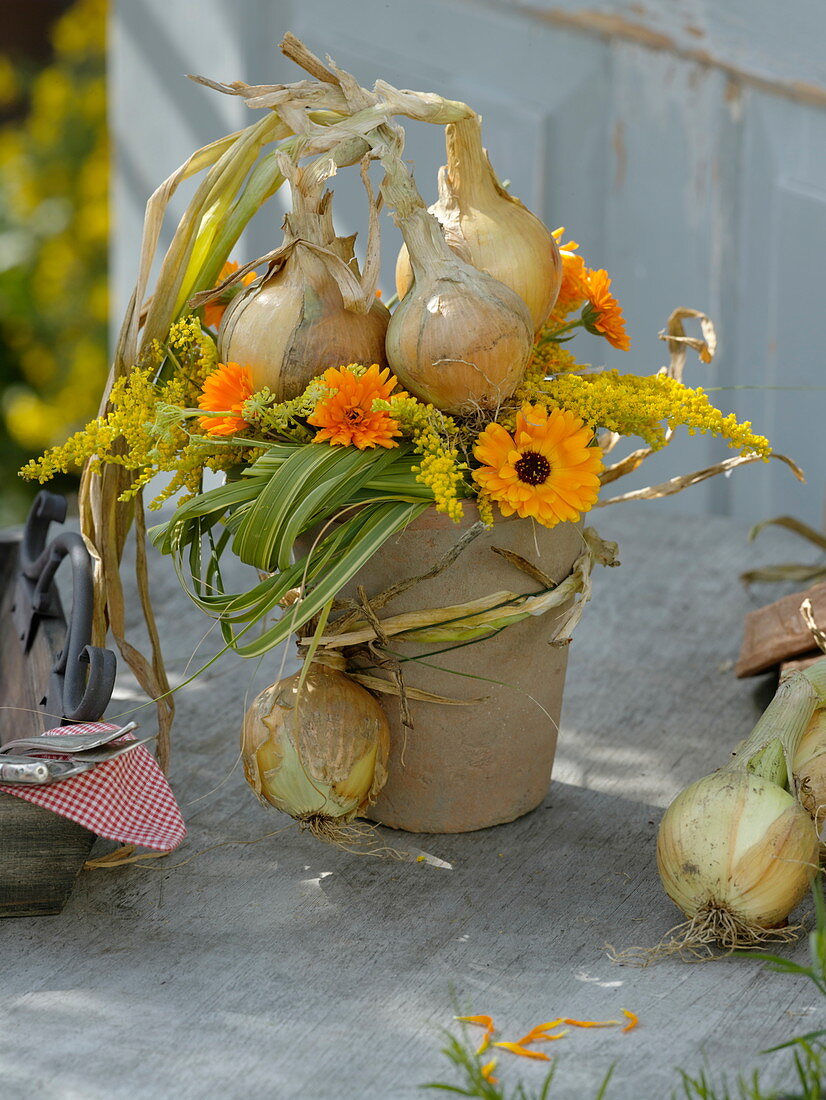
left=241, top=659, right=390, bottom=843
left=657, top=772, right=818, bottom=946
left=395, top=114, right=561, bottom=333
left=219, top=185, right=389, bottom=401
left=794, top=708, right=826, bottom=845
left=652, top=664, right=826, bottom=954
left=382, top=152, right=533, bottom=416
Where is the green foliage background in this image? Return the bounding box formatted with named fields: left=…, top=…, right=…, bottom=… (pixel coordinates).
left=0, top=0, right=108, bottom=523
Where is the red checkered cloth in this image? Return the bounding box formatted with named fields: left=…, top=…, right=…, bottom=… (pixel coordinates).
left=0, top=722, right=186, bottom=851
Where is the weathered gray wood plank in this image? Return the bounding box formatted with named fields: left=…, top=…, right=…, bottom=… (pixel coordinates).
left=496, top=0, right=826, bottom=102
left=0, top=507, right=820, bottom=1098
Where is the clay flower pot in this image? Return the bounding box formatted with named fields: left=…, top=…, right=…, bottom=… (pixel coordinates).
left=340, top=506, right=583, bottom=833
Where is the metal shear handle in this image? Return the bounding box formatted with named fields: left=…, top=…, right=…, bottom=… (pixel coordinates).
left=17, top=491, right=116, bottom=723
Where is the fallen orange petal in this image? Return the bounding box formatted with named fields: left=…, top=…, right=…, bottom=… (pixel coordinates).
left=562, top=1018, right=620, bottom=1029
left=455, top=1015, right=494, bottom=1030
left=493, top=1042, right=551, bottom=1062
left=530, top=1019, right=564, bottom=1032
left=476, top=1033, right=491, bottom=1055
left=621, top=1010, right=639, bottom=1032
left=480, top=1059, right=498, bottom=1084
left=519, top=1029, right=569, bottom=1045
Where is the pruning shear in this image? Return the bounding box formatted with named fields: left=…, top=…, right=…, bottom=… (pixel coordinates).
left=0, top=722, right=156, bottom=785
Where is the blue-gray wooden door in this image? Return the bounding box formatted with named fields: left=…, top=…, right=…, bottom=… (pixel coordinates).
left=111, top=0, right=826, bottom=526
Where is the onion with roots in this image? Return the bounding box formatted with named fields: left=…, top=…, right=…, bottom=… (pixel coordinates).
left=241, top=659, right=390, bottom=845
left=650, top=662, right=826, bottom=956
left=657, top=772, right=818, bottom=949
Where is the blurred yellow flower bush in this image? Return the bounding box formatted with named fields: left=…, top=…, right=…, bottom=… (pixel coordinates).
left=0, top=0, right=108, bottom=480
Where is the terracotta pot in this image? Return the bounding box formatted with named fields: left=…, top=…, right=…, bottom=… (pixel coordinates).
left=338, top=506, right=583, bottom=833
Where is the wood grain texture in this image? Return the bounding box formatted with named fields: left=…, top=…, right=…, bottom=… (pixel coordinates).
left=0, top=796, right=94, bottom=918
left=0, top=534, right=66, bottom=741
left=495, top=0, right=826, bottom=104
left=0, top=534, right=95, bottom=918
left=0, top=507, right=819, bottom=1098
left=736, top=580, right=826, bottom=676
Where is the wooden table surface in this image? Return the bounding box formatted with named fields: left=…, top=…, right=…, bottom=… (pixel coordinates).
left=0, top=505, right=821, bottom=1099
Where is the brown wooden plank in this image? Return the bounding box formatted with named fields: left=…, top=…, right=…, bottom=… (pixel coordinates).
left=780, top=651, right=825, bottom=678
left=735, top=581, right=826, bottom=677
left=0, top=534, right=67, bottom=742
left=0, top=533, right=95, bottom=918
left=0, top=794, right=93, bottom=916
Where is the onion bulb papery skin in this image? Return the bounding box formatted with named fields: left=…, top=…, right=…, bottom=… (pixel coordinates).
left=241, top=664, right=390, bottom=822
left=656, top=772, right=818, bottom=930
left=794, top=709, right=826, bottom=840
left=385, top=207, right=534, bottom=415
left=219, top=205, right=390, bottom=401
left=395, top=115, right=561, bottom=333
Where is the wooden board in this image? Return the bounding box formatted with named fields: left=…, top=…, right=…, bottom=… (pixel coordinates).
left=735, top=580, right=826, bottom=677
left=0, top=795, right=95, bottom=917
left=0, top=533, right=94, bottom=917
left=0, top=532, right=66, bottom=743
left=0, top=507, right=819, bottom=1098
left=780, top=651, right=825, bottom=678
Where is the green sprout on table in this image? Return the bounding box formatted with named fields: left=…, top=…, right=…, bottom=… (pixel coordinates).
left=420, top=1030, right=615, bottom=1100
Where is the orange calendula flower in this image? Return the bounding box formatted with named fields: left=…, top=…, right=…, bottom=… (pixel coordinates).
left=197, top=361, right=255, bottom=436
left=621, top=1009, right=638, bottom=1033
left=308, top=364, right=404, bottom=450
left=552, top=227, right=588, bottom=318
left=480, top=1059, right=499, bottom=1084
left=473, top=405, right=603, bottom=527
left=493, top=1042, right=551, bottom=1062
left=582, top=268, right=630, bottom=351
left=203, top=260, right=257, bottom=330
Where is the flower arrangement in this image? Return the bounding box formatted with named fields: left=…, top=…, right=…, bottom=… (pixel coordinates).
left=21, top=35, right=798, bottom=841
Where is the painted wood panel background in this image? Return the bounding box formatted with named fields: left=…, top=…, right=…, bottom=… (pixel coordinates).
left=111, top=0, right=826, bottom=526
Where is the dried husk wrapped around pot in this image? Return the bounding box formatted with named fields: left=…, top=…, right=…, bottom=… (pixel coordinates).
left=219, top=177, right=389, bottom=400
left=241, top=658, right=390, bottom=841
left=395, top=114, right=561, bottom=332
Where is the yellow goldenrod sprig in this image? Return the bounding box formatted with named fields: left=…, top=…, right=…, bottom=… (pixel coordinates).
left=20, top=317, right=247, bottom=506
left=377, top=393, right=468, bottom=521
left=514, top=369, right=771, bottom=457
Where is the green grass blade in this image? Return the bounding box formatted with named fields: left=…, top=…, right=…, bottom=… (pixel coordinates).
left=231, top=444, right=338, bottom=569
left=230, top=501, right=428, bottom=657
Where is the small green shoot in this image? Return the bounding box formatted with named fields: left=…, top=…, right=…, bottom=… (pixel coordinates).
left=420, top=1028, right=614, bottom=1099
